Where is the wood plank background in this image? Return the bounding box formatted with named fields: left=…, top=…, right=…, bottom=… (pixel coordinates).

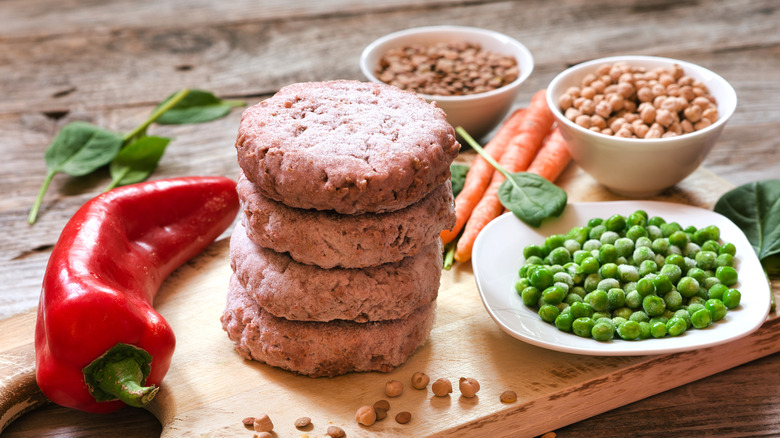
left=1, top=0, right=779, bottom=436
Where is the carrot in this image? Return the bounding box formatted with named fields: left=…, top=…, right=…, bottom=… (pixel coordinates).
left=440, top=108, right=527, bottom=245
left=453, top=89, right=556, bottom=262
left=526, top=128, right=572, bottom=182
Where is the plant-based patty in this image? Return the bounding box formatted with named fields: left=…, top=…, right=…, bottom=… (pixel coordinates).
left=230, top=222, right=442, bottom=322
left=238, top=172, right=455, bottom=269
left=235, top=80, right=460, bottom=214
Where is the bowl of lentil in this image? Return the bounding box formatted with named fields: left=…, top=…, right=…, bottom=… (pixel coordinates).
left=546, top=55, right=737, bottom=197
left=360, top=25, right=534, bottom=140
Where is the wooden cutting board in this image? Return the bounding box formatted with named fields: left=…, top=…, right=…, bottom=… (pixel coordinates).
left=2, top=165, right=779, bottom=438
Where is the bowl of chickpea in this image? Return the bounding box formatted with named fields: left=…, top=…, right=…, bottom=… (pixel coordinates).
left=546, top=55, right=737, bottom=197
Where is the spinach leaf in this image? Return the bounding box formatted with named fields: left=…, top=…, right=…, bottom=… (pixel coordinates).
left=498, top=172, right=568, bottom=227
left=28, top=122, right=123, bottom=224
left=450, top=163, right=470, bottom=197
left=154, top=89, right=245, bottom=125
left=714, top=179, right=780, bottom=261
left=107, top=136, right=171, bottom=191
left=455, top=126, right=567, bottom=228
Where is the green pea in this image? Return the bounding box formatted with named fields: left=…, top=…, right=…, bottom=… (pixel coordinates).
left=715, top=266, right=738, bottom=286
left=617, top=320, right=641, bottom=340
left=723, top=288, right=742, bottom=309
left=677, top=276, right=700, bottom=298
left=659, top=263, right=682, bottom=284
left=612, top=307, right=633, bottom=320
left=583, top=239, right=602, bottom=252
left=650, top=321, right=668, bottom=338
left=538, top=304, right=560, bottom=323
left=549, top=247, right=572, bottom=265
left=701, top=240, right=720, bottom=254
left=642, top=294, right=666, bottom=317
left=705, top=299, right=728, bottom=322
left=666, top=317, right=687, bottom=336
left=542, top=285, right=566, bottom=305
left=665, top=253, right=685, bottom=269
left=599, top=262, right=619, bottom=279
left=638, top=259, right=658, bottom=277
left=598, top=244, right=619, bottom=264
left=716, top=253, right=735, bottom=268
left=589, top=224, right=607, bottom=240
left=587, top=217, right=604, bottom=228
left=529, top=266, right=554, bottom=290
left=690, top=308, right=712, bottom=329
left=544, top=234, right=566, bottom=251
left=674, top=309, right=692, bottom=328
left=627, top=211, right=648, bottom=227
left=650, top=237, right=669, bottom=255
left=600, top=231, right=620, bottom=245
left=593, top=312, right=612, bottom=321
left=695, top=250, right=718, bottom=270
left=664, top=290, right=683, bottom=311
left=635, top=277, right=656, bottom=297
left=607, top=288, right=626, bottom=309
left=570, top=301, right=594, bottom=319
left=668, top=230, right=690, bottom=248
left=523, top=244, right=544, bottom=259
left=629, top=310, right=650, bottom=323
left=719, top=242, right=736, bottom=256
left=563, top=239, right=582, bottom=254
left=569, top=286, right=587, bottom=299
left=583, top=273, right=601, bottom=292
left=605, top=214, right=627, bottom=232
left=588, top=289, right=609, bottom=312
left=614, top=237, right=635, bottom=258
left=686, top=267, right=707, bottom=284
left=652, top=274, right=673, bottom=295
left=647, top=216, right=666, bottom=227
left=638, top=321, right=652, bottom=339
left=683, top=242, right=701, bottom=258
left=555, top=311, right=575, bottom=332
left=635, top=236, right=653, bottom=249
left=521, top=286, right=541, bottom=307
left=597, top=278, right=620, bottom=292
left=626, top=225, right=648, bottom=241
left=565, top=263, right=585, bottom=284
left=633, top=246, right=655, bottom=264
left=564, top=293, right=583, bottom=305
left=525, top=255, right=544, bottom=266
left=592, top=321, right=616, bottom=341
left=572, top=317, right=595, bottom=337
left=646, top=225, right=663, bottom=240
left=660, top=222, right=682, bottom=237
left=625, top=290, right=643, bottom=309
left=566, top=226, right=590, bottom=245
left=580, top=256, right=600, bottom=275
left=617, top=264, right=640, bottom=283
left=687, top=303, right=706, bottom=315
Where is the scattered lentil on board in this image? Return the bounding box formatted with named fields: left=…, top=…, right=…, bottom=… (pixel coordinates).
left=327, top=425, right=346, bottom=437
left=375, top=42, right=519, bottom=96
left=373, top=399, right=390, bottom=411
left=559, top=61, right=718, bottom=138
left=395, top=411, right=412, bottom=424
left=294, top=417, right=311, bottom=428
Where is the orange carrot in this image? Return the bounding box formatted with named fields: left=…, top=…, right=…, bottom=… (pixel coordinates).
left=454, top=89, right=556, bottom=262
left=527, top=128, right=572, bottom=182
left=440, top=108, right=527, bottom=244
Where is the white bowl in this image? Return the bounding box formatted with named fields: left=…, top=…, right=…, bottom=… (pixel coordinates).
left=547, top=55, right=737, bottom=197
left=360, top=25, right=534, bottom=140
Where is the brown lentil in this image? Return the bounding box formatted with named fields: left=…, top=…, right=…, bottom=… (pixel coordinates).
left=294, top=417, right=311, bottom=428
left=560, top=61, right=718, bottom=138
left=395, top=411, right=412, bottom=424
left=374, top=407, right=388, bottom=421
left=327, top=425, right=346, bottom=438
left=256, top=433, right=272, bottom=438
left=500, top=390, right=518, bottom=403
left=375, top=41, right=519, bottom=96
left=373, top=399, right=391, bottom=411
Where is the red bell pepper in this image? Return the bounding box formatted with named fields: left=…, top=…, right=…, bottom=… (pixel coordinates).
left=35, top=176, right=239, bottom=414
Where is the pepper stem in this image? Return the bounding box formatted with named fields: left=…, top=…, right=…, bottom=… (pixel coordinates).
left=82, top=343, right=158, bottom=408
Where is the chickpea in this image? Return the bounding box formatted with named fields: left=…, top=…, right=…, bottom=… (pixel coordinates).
left=591, top=79, right=607, bottom=93
left=559, top=93, right=573, bottom=110
left=684, top=104, right=702, bottom=123
left=564, top=107, right=581, bottom=122
left=636, top=87, right=653, bottom=103
left=694, top=118, right=712, bottom=130
left=253, top=414, right=274, bottom=433
left=655, top=108, right=674, bottom=128
left=702, top=107, right=719, bottom=123
left=431, top=378, right=453, bottom=397
left=634, top=123, right=650, bottom=139
left=459, top=377, right=481, bottom=398
left=411, top=372, right=430, bottom=390
left=385, top=380, right=404, bottom=397
left=640, top=105, right=656, bottom=125
left=678, top=75, right=695, bottom=86
left=597, top=63, right=612, bottom=76
left=579, top=99, right=596, bottom=116
left=681, top=119, right=695, bottom=133
left=356, top=405, right=377, bottom=426
left=575, top=114, right=592, bottom=129
left=595, top=100, right=612, bottom=118
left=565, top=86, right=581, bottom=97
left=582, top=73, right=597, bottom=86
left=607, top=93, right=624, bottom=111
left=581, top=86, right=596, bottom=99
left=591, top=114, right=607, bottom=130
left=617, top=82, right=635, bottom=98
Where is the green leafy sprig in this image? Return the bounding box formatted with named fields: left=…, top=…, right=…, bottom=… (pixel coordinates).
left=28, top=89, right=244, bottom=224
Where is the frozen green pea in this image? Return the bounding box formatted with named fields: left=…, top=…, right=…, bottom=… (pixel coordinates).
left=600, top=230, right=620, bottom=245
left=629, top=310, right=650, bottom=323
left=523, top=244, right=544, bottom=259
left=605, top=214, right=627, bottom=232
left=588, top=289, right=609, bottom=312
left=625, top=290, right=643, bottom=309
left=617, top=264, right=640, bottom=282
left=592, top=312, right=612, bottom=321
left=677, top=276, right=700, bottom=298
left=638, top=259, right=658, bottom=277
left=587, top=217, right=603, bottom=228
left=686, top=267, right=707, bottom=284
left=652, top=274, right=673, bottom=295
left=659, top=263, right=682, bottom=284
left=580, top=256, right=600, bottom=275
left=529, top=266, right=554, bottom=290
left=592, top=321, right=616, bottom=341
left=723, top=288, right=742, bottom=309
left=666, top=245, right=682, bottom=256
left=647, top=216, right=666, bottom=227
left=563, top=239, right=582, bottom=254
left=549, top=264, right=565, bottom=274
left=544, top=234, right=566, bottom=250
left=688, top=296, right=707, bottom=307
left=646, top=225, right=663, bottom=240
left=703, top=276, right=721, bottom=290
left=613, top=307, right=633, bottom=320
left=701, top=240, right=720, bottom=254
left=719, top=242, right=736, bottom=256
left=542, top=285, right=566, bottom=305
left=598, top=244, right=619, bottom=264
left=690, top=308, right=712, bottom=329
left=565, top=264, right=585, bottom=284
left=566, top=226, right=590, bottom=245
left=716, top=253, right=735, bottom=268
left=674, top=309, right=692, bottom=328
left=626, top=225, right=649, bottom=242
left=597, top=278, right=620, bottom=291
left=650, top=321, right=667, bottom=338
left=538, top=304, right=560, bottom=323
left=564, top=293, right=583, bottom=305
left=623, top=281, right=637, bottom=293
left=651, top=237, right=669, bottom=255
left=660, top=221, right=682, bottom=237
left=583, top=273, right=601, bottom=292
left=666, top=317, right=687, bottom=336
left=569, top=301, right=594, bottom=319
left=683, top=242, right=701, bottom=258
left=635, top=236, right=653, bottom=248
left=707, top=283, right=727, bottom=300
left=664, top=290, right=683, bottom=311
left=635, top=277, right=656, bottom=297
left=715, top=266, right=738, bottom=286
left=638, top=321, right=652, bottom=339
left=589, top=224, right=607, bottom=240
left=607, top=288, right=626, bottom=309
left=549, top=247, right=572, bottom=265
left=599, top=262, right=619, bottom=279
left=695, top=250, right=718, bottom=270
left=555, top=311, right=574, bottom=332
left=570, top=286, right=587, bottom=299
left=633, top=246, right=655, bottom=264
left=583, top=239, right=602, bottom=252
left=668, top=230, right=690, bottom=248
left=614, top=237, right=635, bottom=258
left=642, top=294, right=666, bottom=317
left=572, top=317, right=595, bottom=337
left=521, top=286, right=541, bottom=307
left=705, top=299, right=728, bottom=321
left=617, top=320, right=641, bottom=340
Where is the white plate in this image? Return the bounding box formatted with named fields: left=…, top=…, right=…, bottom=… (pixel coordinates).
left=472, top=201, right=772, bottom=356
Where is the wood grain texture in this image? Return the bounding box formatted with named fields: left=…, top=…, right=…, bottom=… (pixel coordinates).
left=1, top=0, right=779, bottom=435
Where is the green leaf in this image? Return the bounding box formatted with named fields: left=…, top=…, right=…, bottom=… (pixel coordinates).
left=45, top=121, right=124, bottom=176
left=154, top=89, right=244, bottom=125
left=107, top=136, right=171, bottom=190
left=450, top=163, right=470, bottom=197
left=498, top=172, right=568, bottom=227
left=713, top=179, right=780, bottom=261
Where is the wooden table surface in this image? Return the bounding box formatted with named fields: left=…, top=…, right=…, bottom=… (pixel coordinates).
left=1, top=0, right=778, bottom=436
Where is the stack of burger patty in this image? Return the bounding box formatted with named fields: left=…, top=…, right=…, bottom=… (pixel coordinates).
left=221, top=80, right=460, bottom=378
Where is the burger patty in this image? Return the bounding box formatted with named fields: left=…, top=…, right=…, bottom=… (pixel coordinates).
left=234, top=80, right=460, bottom=214
left=220, top=279, right=436, bottom=378
left=230, top=221, right=442, bottom=322
left=238, top=171, right=455, bottom=269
